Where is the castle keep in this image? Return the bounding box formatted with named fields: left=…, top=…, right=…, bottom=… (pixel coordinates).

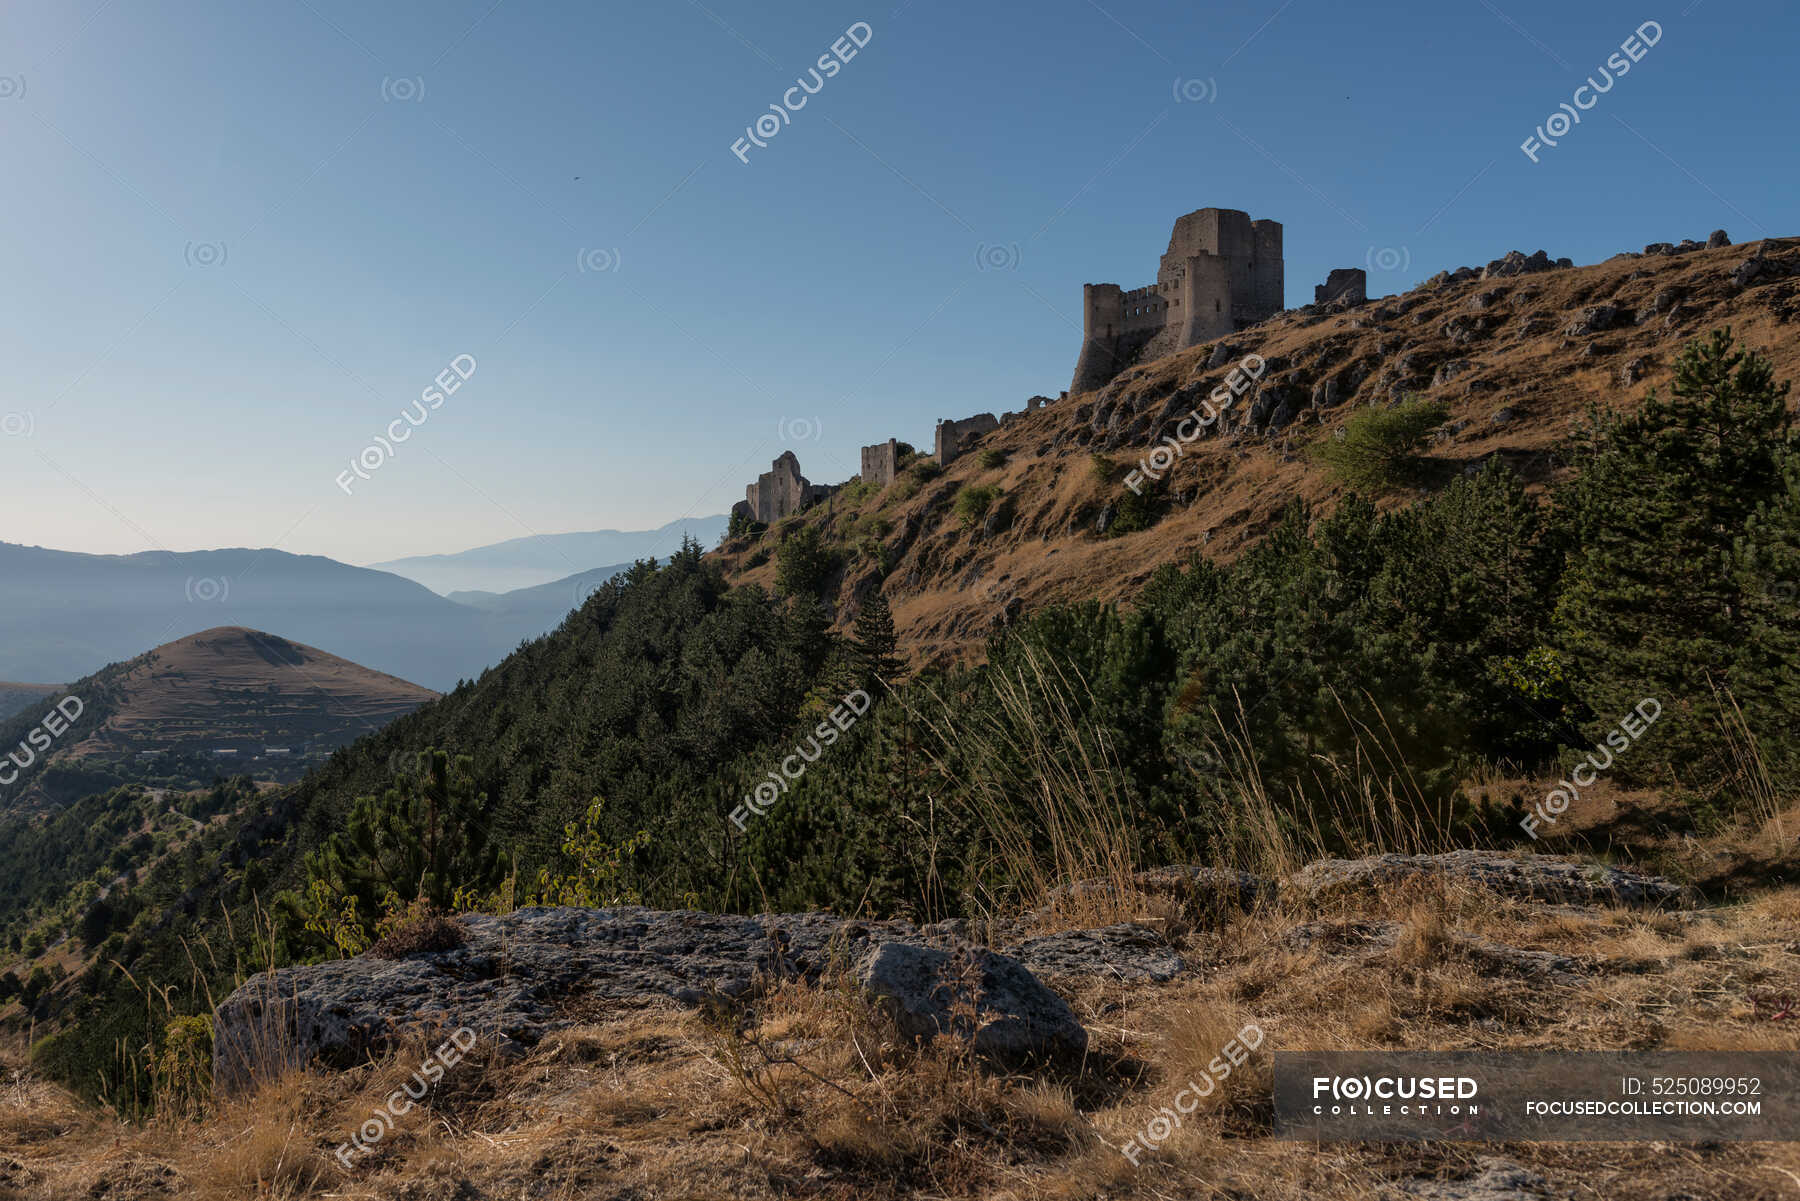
left=737, top=451, right=835, bottom=524
left=1070, top=207, right=1284, bottom=395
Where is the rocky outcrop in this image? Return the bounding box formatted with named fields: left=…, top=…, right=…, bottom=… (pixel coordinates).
left=211, top=854, right=1691, bottom=1096
left=854, top=942, right=1086, bottom=1060
left=213, top=905, right=1175, bottom=1095
left=1284, top=851, right=1692, bottom=910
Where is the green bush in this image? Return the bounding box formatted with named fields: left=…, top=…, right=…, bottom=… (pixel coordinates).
left=1090, top=453, right=1117, bottom=484
left=955, top=485, right=1001, bottom=527
left=1108, top=476, right=1167, bottom=536
left=1309, top=397, right=1449, bottom=492
left=978, top=448, right=1006, bottom=470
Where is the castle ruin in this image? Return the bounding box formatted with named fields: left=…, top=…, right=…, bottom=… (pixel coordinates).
left=1070, top=207, right=1283, bottom=395
left=1314, top=267, right=1366, bottom=306
left=735, top=451, right=835, bottom=525
left=860, top=438, right=900, bottom=488
left=932, top=413, right=999, bottom=466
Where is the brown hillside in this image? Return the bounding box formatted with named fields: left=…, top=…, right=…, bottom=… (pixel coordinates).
left=68, top=626, right=437, bottom=762
left=715, top=236, right=1800, bottom=666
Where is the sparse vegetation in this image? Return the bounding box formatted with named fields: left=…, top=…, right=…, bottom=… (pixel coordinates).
left=977, top=447, right=1006, bottom=470
left=1308, top=396, right=1449, bottom=491
left=1107, top=476, right=1167, bottom=536
left=954, top=484, right=1001, bottom=526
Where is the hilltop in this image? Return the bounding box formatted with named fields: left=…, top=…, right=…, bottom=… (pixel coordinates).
left=66, top=627, right=436, bottom=760
left=0, top=627, right=436, bottom=811
left=715, top=234, right=1800, bottom=664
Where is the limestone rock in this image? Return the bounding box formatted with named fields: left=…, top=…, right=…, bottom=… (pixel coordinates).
left=1283, top=850, right=1692, bottom=910
left=1480, top=250, right=1559, bottom=279
left=1565, top=304, right=1627, bottom=336
left=853, top=942, right=1087, bottom=1060
left=213, top=905, right=1138, bottom=1095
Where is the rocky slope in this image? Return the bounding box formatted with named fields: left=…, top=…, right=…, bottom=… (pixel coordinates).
left=715, top=234, right=1800, bottom=666
left=212, top=852, right=1690, bottom=1095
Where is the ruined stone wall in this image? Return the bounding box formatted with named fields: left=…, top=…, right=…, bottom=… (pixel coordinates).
left=860, top=438, right=899, bottom=488
left=1314, top=267, right=1367, bottom=306
left=745, top=451, right=814, bottom=523
left=933, top=413, right=999, bottom=465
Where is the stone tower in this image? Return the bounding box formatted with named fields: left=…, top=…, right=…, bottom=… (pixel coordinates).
left=1070, top=207, right=1283, bottom=395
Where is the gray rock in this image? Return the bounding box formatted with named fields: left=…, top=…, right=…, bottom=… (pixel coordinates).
left=1565, top=304, right=1626, bottom=336
left=1282, top=918, right=1403, bottom=954
left=1708, top=229, right=1731, bottom=248
left=1620, top=356, right=1649, bottom=385
left=854, top=942, right=1087, bottom=1060
left=1206, top=342, right=1237, bottom=369
left=1283, top=851, right=1693, bottom=911
left=1729, top=251, right=1793, bottom=289
left=213, top=905, right=1129, bottom=1095
left=1000, top=924, right=1185, bottom=985
left=1481, top=250, right=1556, bottom=279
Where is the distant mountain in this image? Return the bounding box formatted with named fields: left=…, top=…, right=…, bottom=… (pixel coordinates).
left=0, top=683, right=60, bottom=722
left=369, top=516, right=727, bottom=594
left=0, top=542, right=517, bottom=691
left=446, top=562, right=634, bottom=635
left=0, top=626, right=436, bottom=810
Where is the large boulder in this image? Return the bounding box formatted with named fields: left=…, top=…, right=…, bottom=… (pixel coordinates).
left=1284, top=851, right=1692, bottom=910
left=853, top=942, right=1087, bottom=1060
left=213, top=905, right=1149, bottom=1095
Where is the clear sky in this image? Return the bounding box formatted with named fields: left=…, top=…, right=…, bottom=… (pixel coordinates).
left=0, top=0, right=1791, bottom=564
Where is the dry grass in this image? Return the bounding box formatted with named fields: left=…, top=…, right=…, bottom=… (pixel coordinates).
left=6, top=863, right=1799, bottom=1199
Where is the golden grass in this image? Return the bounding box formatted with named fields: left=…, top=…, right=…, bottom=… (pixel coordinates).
left=5, top=867, right=1797, bottom=1199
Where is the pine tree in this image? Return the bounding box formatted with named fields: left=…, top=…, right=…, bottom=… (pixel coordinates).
left=850, top=591, right=904, bottom=693
left=298, top=749, right=509, bottom=949
left=1733, top=447, right=1800, bottom=778
left=1555, top=329, right=1793, bottom=785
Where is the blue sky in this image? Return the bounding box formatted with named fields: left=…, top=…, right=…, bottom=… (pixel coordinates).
left=0, top=0, right=1790, bottom=564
